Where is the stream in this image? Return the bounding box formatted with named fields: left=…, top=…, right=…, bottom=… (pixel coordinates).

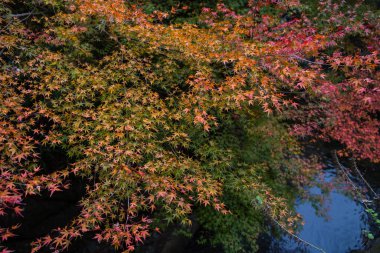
left=265, top=158, right=379, bottom=253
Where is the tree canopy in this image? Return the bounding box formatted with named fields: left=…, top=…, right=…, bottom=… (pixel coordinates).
left=0, top=0, right=379, bottom=252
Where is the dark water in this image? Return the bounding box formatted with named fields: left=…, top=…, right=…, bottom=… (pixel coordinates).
left=268, top=166, right=373, bottom=253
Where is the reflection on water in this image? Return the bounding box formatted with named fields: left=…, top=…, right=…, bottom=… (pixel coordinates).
left=269, top=168, right=370, bottom=253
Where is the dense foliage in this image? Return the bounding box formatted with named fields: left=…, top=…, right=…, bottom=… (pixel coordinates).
left=0, top=0, right=378, bottom=252
left=287, top=0, right=380, bottom=162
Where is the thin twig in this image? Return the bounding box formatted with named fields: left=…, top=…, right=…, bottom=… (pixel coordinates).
left=332, top=151, right=361, bottom=194
left=1, top=12, right=40, bottom=18
left=270, top=215, right=327, bottom=253
left=332, top=150, right=371, bottom=209
left=126, top=196, right=130, bottom=225
left=290, top=54, right=327, bottom=66
left=350, top=157, right=378, bottom=198
left=260, top=202, right=327, bottom=253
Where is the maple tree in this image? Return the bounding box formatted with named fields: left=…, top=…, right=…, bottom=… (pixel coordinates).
left=0, top=0, right=378, bottom=252
left=287, top=0, right=380, bottom=163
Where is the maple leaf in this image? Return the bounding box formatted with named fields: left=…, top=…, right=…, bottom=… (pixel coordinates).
left=0, top=248, right=14, bottom=253
left=42, top=235, right=53, bottom=246
left=93, top=233, right=103, bottom=243
left=13, top=206, right=23, bottom=217
left=1, top=229, right=15, bottom=241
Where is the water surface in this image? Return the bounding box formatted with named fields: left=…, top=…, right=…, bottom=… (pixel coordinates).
left=269, top=168, right=370, bottom=253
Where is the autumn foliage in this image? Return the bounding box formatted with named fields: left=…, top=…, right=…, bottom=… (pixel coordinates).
left=0, top=0, right=379, bottom=252
left=287, top=1, right=380, bottom=162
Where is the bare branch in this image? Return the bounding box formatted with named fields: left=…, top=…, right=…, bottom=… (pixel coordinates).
left=2, top=12, right=40, bottom=18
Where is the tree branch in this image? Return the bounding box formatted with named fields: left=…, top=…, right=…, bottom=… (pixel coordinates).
left=2, top=12, right=40, bottom=18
